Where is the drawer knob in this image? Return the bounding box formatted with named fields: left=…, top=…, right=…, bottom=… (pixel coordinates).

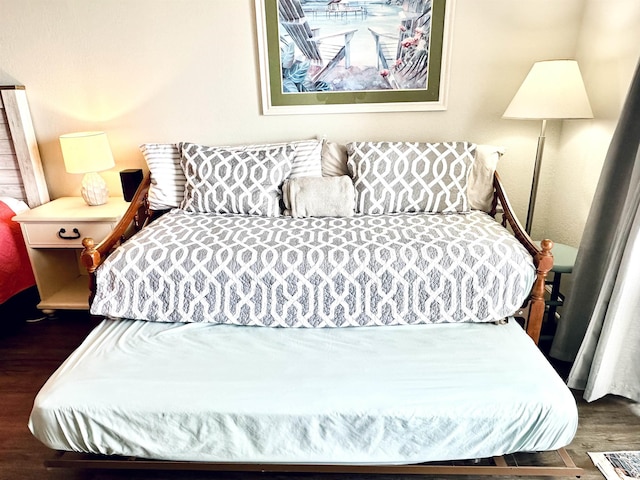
left=57, top=227, right=81, bottom=240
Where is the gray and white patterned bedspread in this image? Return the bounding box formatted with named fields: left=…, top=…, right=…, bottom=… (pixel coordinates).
left=91, top=210, right=536, bottom=326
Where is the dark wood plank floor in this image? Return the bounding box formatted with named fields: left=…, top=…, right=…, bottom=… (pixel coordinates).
left=1, top=311, right=639, bottom=480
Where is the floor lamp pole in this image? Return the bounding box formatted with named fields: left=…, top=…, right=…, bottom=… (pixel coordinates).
left=525, top=119, right=547, bottom=234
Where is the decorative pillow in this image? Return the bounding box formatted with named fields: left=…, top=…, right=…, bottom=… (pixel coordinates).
left=289, top=139, right=323, bottom=178
left=222, top=139, right=322, bottom=179
left=325, top=140, right=502, bottom=213
left=179, top=142, right=293, bottom=216
left=139, top=143, right=183, bottom=211
left=321, top=141, right=349, bottom=177
left=467, top=145, right=504, bottom=212
left=140, top=139, right=321, bottom=211
left=282, top=176, right=355, bottom=218
left=346, top=141, right=476, bottom=214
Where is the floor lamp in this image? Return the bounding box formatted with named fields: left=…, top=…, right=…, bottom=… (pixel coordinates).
left=503, top=60, right=593, bottom=234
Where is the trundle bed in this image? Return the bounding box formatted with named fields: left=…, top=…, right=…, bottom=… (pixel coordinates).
left=29, top=140, right=581, bottom=476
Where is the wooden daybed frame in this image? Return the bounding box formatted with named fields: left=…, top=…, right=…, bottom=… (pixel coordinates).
left=81, top=170, right=554, bottom=344
left=65, top=171, right=582, bottom=477
left=3, top=89, right=577, bottom=476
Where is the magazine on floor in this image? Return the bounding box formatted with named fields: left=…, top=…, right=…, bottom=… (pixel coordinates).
left=589, top=451, right=640, bottom=480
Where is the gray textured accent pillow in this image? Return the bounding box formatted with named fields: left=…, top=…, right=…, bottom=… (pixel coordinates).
left=282, top=176, right=355, bottom=218
left=179, top=142, right=293, bottom=216
left=346, top=141, right=476, bottom=214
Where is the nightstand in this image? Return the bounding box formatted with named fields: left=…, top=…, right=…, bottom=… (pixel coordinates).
left=13, top=197, right=128, bottom=312
left=534, top=241, right=578, bottom=352
left=544, top=243, right=578, bottom=321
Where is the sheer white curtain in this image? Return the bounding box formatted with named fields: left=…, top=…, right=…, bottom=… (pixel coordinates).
left=551, top=58, right=640, bottom=403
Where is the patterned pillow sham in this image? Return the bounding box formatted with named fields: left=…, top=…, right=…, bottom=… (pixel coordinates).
left=140, top=139, right=322, bottom=211
left=325, top=141, right=502, bottom=213
left=179, top=142, right=293, bottom=217
left=224, top=139, right=322, bottom=178
left=346, top=141, right=476, bottom=215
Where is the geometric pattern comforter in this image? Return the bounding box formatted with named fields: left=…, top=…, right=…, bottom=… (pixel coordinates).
left=91, top=210, right=536, bottom=327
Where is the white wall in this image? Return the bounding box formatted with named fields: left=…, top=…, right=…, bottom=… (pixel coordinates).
left=536, top=0, right=640, bottom=247
left=1, top=0, right=637, bottom=246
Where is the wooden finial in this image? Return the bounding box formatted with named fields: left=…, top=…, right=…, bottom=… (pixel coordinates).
left=81, top=237, right=100, bottom=274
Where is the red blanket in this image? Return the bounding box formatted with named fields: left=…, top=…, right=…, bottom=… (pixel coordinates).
left=0, top=201, right=36, bottom=304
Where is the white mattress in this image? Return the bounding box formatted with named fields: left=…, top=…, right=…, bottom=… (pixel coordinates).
left=29, top=319, right=578, bottom=464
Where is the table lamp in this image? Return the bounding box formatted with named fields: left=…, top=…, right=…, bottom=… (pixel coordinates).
left=59, top=131, right=115, bottom=206
left=503, top=60, right=593, bottom=234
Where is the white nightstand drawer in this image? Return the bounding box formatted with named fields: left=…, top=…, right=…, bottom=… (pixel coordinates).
left=22, top=222, right=114, bottom=248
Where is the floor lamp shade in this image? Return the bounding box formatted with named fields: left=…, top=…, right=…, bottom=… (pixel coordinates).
left=504, top=60, right=593, bottom=120
left=503, top=60, right=593, bottom=233
left=60, top=131, right=115, bottom=206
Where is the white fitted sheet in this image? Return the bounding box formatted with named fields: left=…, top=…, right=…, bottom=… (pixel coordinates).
left=29, top=319, right=578, bottom=464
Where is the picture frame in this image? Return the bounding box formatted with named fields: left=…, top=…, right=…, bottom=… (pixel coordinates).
left=255, top=0, right=453, bottom=115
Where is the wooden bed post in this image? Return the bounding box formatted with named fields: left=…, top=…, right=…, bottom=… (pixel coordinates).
left=491, top=172, right=554, bottom=344
left=81, top=238, right=100, bottom=306
left=529, top=240, right=554, bottom=343
left=80, top=172, right=152, bottom=304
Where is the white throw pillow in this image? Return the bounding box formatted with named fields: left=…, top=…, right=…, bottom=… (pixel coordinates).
left=467, top=145, right=504, bottom=212
left=321, top=141, right=349, bottom=177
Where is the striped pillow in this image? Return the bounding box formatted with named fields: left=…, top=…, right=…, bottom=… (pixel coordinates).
left=140, top=139, right=322, bottom=211
left=139, top=143, right=183, bottom=211
left=288, top=139, right=323, bottom=178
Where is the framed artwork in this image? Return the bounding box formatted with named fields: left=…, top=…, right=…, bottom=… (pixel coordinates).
left=255, top=0, right=453, bottom=115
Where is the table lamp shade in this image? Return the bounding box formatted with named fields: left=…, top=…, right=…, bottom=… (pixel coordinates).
left=59, top=131, right=115, bottom=174
left=503, top=60, right=593, bottom=120
left=59, top=131, right=115, bottom=206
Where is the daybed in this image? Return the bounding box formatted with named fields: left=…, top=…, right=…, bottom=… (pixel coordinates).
left=29, top=139, right=581, bottom=476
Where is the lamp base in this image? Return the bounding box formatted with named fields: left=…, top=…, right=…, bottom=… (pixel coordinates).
left=81, top=172, right=109, bottom=206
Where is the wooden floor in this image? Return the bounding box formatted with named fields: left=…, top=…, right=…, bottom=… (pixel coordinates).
left=1, top=310, right=640, bottom=480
